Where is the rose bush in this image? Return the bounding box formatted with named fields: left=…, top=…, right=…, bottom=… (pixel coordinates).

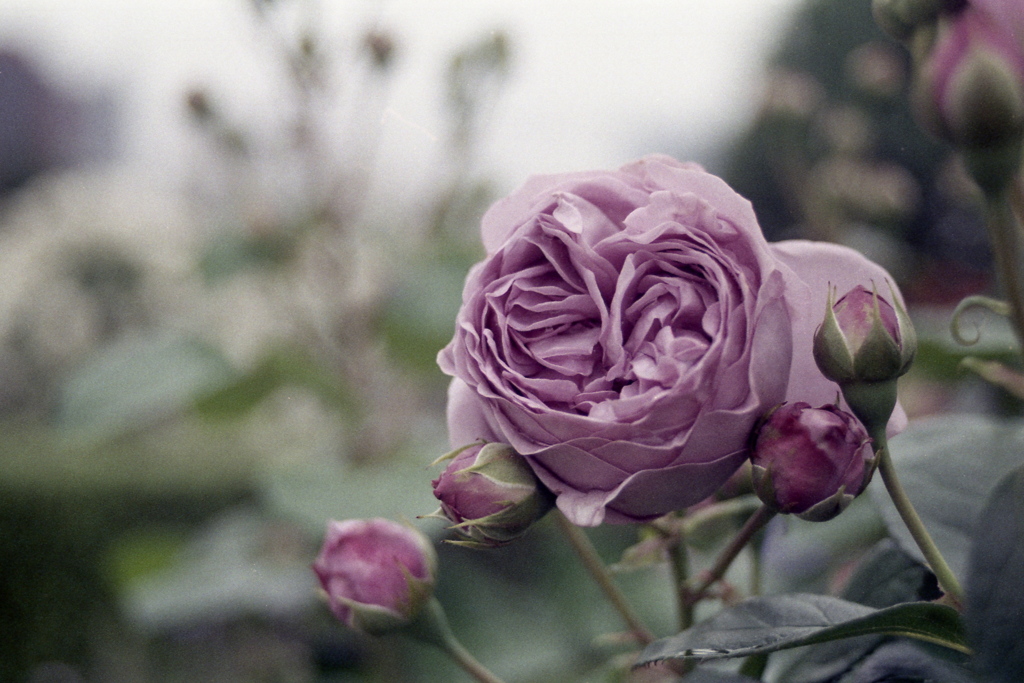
left=438, top=155, right=904, bottom=526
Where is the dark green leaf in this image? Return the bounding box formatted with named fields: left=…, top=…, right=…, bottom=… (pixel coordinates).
left=870, top=414, right=1024, bottom=578
left=780, top=540, right=935, bottom=683
left=842, top=539, right=938, bottom=609
left=634, top=594, right=968, bottom=668
left=966, top=463, right=1024, bottom=683
left=678, top=669, right=761, bottom=683
left=836, top=640, right=975, bottom=683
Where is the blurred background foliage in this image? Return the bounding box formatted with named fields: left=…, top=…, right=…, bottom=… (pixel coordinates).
left=0, top=0, right=1014, bottom=681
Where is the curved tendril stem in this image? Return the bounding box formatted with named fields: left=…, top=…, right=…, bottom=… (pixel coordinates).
left=873, top=432, right=965, bottom=610
left=950, top=295, right=1012, bottom=346
left=552, top=511, right=655, bottom=645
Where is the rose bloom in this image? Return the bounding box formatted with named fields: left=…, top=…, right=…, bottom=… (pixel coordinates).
left=438, top=155, right=904, bottom=526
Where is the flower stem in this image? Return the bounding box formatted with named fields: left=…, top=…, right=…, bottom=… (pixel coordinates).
left=982, top=187, right=1024, bottom=349
left=441, top=637, right=507, bottom=683
left=406, top=598, right=507, bottom=683
left=685, top=505, right=776, bottom=606
left=873, top=433, right=964, bottom=610
left=553, top=510, right=655, bottom=645
left=666, top=521, right=693, bottom=633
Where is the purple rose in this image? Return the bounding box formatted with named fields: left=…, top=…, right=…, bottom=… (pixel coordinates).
left=432, top=442, right=555, bottom=547
left=439, top=155, right=905, bottom=526
left=312, top=518, right=436, bottom=633
left=750, top=402, right=876, bottom=522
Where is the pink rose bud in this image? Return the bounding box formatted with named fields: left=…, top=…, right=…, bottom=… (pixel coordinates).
left=431, top=442, right=555, bottom=548
left=814, top=284, right=916, bottom=385
left=750, top=403, right=877, bottom=522
left=814, top=284, right=916, bottom=433
left=915, top=0, right=1024, bottom=157
left=312, top=518, right=436, bottom=634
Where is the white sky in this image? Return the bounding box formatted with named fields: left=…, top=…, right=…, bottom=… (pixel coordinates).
left=0, top=0, right=801, bottom=195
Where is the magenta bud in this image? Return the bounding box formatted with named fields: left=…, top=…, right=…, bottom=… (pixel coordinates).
left=312, top=518, right=436, bottom=634
left=750, top=403, right=877, bottom=522
left=431, top=442, right=554, bottom=548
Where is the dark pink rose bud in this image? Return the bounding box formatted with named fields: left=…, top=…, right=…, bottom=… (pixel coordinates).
left=312, top=518, right=436, bottom=634
left=751, top=403, right=877, bottom=522
left=432, top=442, right=554, bottom=548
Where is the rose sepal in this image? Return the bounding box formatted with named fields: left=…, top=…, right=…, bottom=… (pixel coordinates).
left=445, top=488, right=555, bottom=548
left=796, top=487, right=856, bottom=522
left=850, top=295, right=905, bottom=382
left=430, top=441, right=486, bottom=467
left=813, top=287, right=858, bottom=383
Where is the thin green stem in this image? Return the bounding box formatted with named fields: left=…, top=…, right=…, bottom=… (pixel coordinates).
left=686, top=506, right=777, bottom=606
left=681, top=494, right=762, bottom=535
left=665, top=518, right=694, bottom=633
left=553, top=510, right=655, bottom=645
left=441, top=638, right=507, bottom=683
left=874, top=433, right=965, bottom=610
left=982, top=188, right=1024, bottom=349
left=406, top=598, right=507, bottom=683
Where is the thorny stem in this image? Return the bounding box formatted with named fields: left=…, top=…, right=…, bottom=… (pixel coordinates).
left=873, top=432, right=965, bottom=610
left=685, top=505, right=777, bottom=607
left=553, top=511, right=655, bottom=646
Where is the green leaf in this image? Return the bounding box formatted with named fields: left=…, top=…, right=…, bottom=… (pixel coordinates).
left=674, top=670, right=760, bottom=683
left=193, top=346, right=348, bottom=419
left=633, top=594, right=968, bottom=668
left=870, top=414, right=1024, bottom=579
left=778, top=540, right=938, bottom=683
left=965, top=463, right=1024, bottom=683
left=841, top=539, right=938, bottom=609
left=57, top=333, right=234, bottom=442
